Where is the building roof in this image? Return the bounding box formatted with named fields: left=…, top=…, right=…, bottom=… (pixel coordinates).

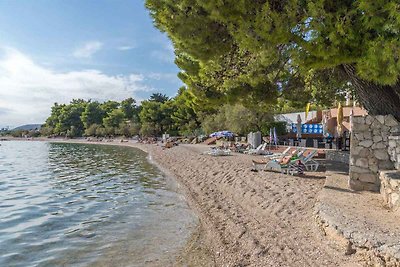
left=274, top=111, right=318, bottom=124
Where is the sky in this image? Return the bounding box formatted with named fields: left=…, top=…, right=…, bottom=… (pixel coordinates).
left=0, top=0, right=182, bottom=128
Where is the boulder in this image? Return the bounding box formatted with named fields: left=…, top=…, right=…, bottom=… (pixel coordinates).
left=359, top=174, right=377, bottom=183
left=386, top=115, right=399, bottom=127
left=355, top=158, right=369, bottom=168
left=359, top=140, right=373, bottom=148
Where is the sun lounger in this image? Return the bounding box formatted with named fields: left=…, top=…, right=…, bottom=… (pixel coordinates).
left=203, top=148, right=231, bottom=156
left=251, top=147, right=305, bottom=171
left=264, top=149, right=318, bottom=175
left=245, top=143, right=271, bottom=155
left=263, top=146, right=291, bottom=159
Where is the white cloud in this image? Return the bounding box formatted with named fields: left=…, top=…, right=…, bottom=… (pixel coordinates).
left=147, top=72, right=180, bottom=83
left=117, top=45, right=135, bottom=51
left=0, top=47, right=151, bottom=127
left=73, top=41, right=103, bottom=58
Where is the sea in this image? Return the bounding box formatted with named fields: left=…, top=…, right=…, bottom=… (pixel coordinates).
left=0, top=141, right=196, bottom=266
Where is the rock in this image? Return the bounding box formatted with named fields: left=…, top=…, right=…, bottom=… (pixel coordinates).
left=363, top=131, right=372, bottom=140
left=366, top=116, right=375, bottom=126
left=350, top=166, right=371, bottom=174
left=359, top=174, right=377, bottom=183
left=386, top=115, right=399, bottom=127
left=356, top=158, right=369, bottom=168
left=354, top=133, right=364, bottom=141
left=359, top=140, right=373, bottom=148
left=381, top=125, right=390, bottom=133
left=390, top=126, right=400, bottom=133
left=354, top=123, right=370, bottom=132
left=376, top=115, right=386, bottom=125
left=359, top=148, right=370, bottom=157
left=349, top=179, right=364, bottom=191
left=370, top=164, right=379, bottom=173
left=352, top=146, right=364, bottom=155
left=371, top=120, right=383, bottom=130
left=379, top=160, right=394, bottom=171
left=389, top=179, right=400, bottom=189
left=391, top=193, right=400, bottom=207
left=374, top=149, right=389, bottom=160
left=389, top=140, right=397, bottom=148
left=362, top=182, right=380, bottom=191
left=353, top=116, right=365, bottom=124
left=372, top=141, right=386, bottom=149
left=373, top=135, right=383, bottom=143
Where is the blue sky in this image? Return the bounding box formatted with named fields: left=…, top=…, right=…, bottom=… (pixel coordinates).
left=0, top=0, right=182, bottom=127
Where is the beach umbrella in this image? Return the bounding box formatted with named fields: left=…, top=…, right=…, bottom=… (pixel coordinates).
left=209, top=130, right=235, bottom=138
left=337, top=102, right=344, bottom=137
left=296, top=114, right=302, bottom=139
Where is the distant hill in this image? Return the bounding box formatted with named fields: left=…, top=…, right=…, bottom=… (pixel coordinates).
left=12, top=124, right=42, bottom=131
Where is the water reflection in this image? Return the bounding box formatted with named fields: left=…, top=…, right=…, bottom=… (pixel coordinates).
left=0, top=141, right=196, bottom=267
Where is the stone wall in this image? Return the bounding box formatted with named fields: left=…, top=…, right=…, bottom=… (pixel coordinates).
left=349, top=115, right=400, bottom=191
left=326, top=150, right=350, bottom=164
left=388, top=135, right=400, bottom=170
left=380, top=170, right=400, bottom=211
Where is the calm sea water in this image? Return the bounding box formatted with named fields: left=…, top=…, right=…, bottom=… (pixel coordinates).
left=0, top=141, right=196, bottom=267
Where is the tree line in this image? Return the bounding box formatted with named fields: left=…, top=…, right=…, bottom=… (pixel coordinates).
left=40, top=88, right=286, bottom=138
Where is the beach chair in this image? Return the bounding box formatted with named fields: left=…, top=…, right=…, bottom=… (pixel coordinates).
left=203, top=148, right=231, bottom=156
left=252, top=148, right=304, bottom=171
left=264, top=149, right=318, bottom=175
left=245, top=143, right=270, bottom=155
left=301, top=150, right=319, bottom=171
left=244, top=144, right=263, bottom=154
left=263, top=146, right=291, bottom=159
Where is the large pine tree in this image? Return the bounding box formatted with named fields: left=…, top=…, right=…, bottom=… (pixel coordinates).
left=146, top=0, right=400, bottom=120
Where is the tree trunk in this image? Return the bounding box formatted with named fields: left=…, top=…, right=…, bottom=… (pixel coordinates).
left=342, top=64, right=400, bottom=122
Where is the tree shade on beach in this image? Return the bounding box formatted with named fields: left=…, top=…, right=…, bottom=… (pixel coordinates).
left=145, top=0, right=400, bottom=120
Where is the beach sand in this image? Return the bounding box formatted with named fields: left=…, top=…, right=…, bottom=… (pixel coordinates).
left=139, top=143, right=361, bottom=266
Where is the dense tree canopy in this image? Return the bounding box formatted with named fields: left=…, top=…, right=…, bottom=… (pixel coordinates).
left=146, top=0, right=400, bottom=120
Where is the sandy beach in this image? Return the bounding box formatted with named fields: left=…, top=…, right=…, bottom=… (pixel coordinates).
left=138, top=143, right=363, bottom=267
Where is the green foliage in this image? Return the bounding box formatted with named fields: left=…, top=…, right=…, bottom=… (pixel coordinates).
left=149, top=93, right=169, bottom=103
left=139, top=99, right=177, bottom=136
left=261, top=122, right=287, bottom=137
left=55, top=99, right=87, bottom=136
left=39, top=126, right=54, bottom=136
left=42, top=93, right=280, bottom=138
left=146, top=0, right=400, bottom=117
left=95, top=126, right=107, bottom=137
left=81, top=101, right=104, bottom=129
left=43, top=98, right=141, bottom=137
left=170, top=87, right=200, bottom=135
left=200, top=103, right=274, bottom=136
left=101, top=100, right=120, bottom=115
left=120, top=97, right=139, bottom=121
left=84, top=124, right=100, bottom=137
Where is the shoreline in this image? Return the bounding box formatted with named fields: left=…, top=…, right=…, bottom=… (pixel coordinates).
left=3, top=138, right=364, bottom=266
left=3, top=138, right=214, bottom=266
